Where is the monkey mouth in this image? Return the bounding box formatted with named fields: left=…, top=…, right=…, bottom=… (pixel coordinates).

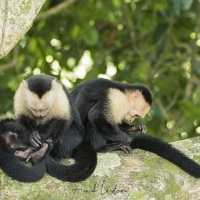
left=35, top=114, right=46, bottom=119
left=31, top=111, right=48, bottom=118
left=123, top=119, right=134, bottom=123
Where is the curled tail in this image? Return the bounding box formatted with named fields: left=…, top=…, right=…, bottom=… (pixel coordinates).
left=0, top=151, right=46, bottom=182
left=130, top=135, right=200, bottom=178
left=45, top=141, right=97, bottom=182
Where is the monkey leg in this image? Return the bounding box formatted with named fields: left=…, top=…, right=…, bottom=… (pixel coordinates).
left=15, top=147, right=36, bottom=160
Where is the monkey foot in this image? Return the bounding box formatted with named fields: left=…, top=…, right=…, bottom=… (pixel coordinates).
left=98, top=142, right=132, bottom=154
left=45, top=138, right=53, bottom=150
left=26, top=143, right=48, bottom=163
left=15, top=147, right=36, bottom=159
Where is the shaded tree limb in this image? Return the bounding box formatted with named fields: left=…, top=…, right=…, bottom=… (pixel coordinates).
left=34, top=0, right=78, bottom=22
left=0, top=44, right=19, bottom=72
left=0, top=0, right=8, bottom=56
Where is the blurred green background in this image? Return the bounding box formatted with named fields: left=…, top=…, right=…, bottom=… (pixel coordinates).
left=0, top=0, right=200, bottom=142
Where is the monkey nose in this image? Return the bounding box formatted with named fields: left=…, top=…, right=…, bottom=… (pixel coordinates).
left=38, top=113, right=44, bottom=117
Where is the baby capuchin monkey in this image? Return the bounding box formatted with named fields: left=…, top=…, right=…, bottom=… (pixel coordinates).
left=12, top=75, right=97, bottom=182
left=71, top=78, right=200, bottom=178
left=0, top=119, right=46, bottom=182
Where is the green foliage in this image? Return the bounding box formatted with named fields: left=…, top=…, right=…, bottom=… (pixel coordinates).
left=1, top=0, right=200, bottom=141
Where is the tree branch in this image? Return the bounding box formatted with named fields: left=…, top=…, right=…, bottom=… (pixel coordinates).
left=0, top=44, right=19, bottom=72
left=34, top=0, right=78, bottom=22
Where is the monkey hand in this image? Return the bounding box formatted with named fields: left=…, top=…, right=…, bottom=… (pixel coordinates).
left=29, top=131, right=42, bottom=148
left=26, top=143, right=48, bottom=163
left=45, top=137, right=53, bottom=150
left=128, top=125, right=146, bottom=134
left=14, top=147, right=36, bottom=160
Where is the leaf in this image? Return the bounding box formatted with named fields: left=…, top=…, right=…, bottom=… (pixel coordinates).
left=82, top=28, right=99, bottom=46
left=179, top=100, right=200, bottom=120
left=172, top=0, right=182, bottom=16
left=170, top=0, right=193, bottom=16
left=194, top=60, right=200, bottom=75
left=181, top=0, right=193, bottom=10
left=71, top=25, right=80, bottom=40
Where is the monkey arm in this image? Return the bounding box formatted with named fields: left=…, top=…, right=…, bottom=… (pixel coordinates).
left=26, top=121, right=67, bottom=161
left=27, top=119, right=70, bottom=148
left=43, top=119, right=71, bottom=145
left=17, top=116, right=42, bottom=147
left=26, top=143, right=49, bottom=163
left=88, top=105, right=127, bottom=142
left=88, top=106, right=131, bottom=153
left=95, top=120, right=127, bottom=142
left=86, top=120, right=131, bottom=153
left=28, top=131, right=42, bottom=148
left=94, top=121, right=132, bottom=153
left=15, top=140, right=52, bottom=163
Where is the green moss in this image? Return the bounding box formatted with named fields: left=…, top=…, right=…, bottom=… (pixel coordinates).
left=129, top=189, right=150, bottom=200
left=129, top=163, right=190, bottom=200
left=1, top=137, right=200, bottom=199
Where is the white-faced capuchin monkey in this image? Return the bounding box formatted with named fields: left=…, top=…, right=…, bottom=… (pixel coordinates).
left=71, top=78, right=200, bottom=178
left=12, top=75, right=97, bottom=182
left=71, top=78, right=152, bottom=153
left=0, top=119, right=46, bottom=182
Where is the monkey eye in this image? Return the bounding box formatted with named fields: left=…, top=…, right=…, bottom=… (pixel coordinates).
left=44, top=107, right=50, bottom=111
left=30, top=107, right=38, bottom=112
left=16, top=147, right=27, bottom=151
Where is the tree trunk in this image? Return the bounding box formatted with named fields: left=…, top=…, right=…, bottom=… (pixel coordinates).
left=0, top=0, right=46, bottom=59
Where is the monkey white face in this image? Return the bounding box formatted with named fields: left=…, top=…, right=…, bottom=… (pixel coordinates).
left=24, top=90, right=56, bottom=118
left=107, top=88, right=150, bottom=124
left=14, top=78, right=71, bottom=123
left=123, top=91, right=150, bottom=123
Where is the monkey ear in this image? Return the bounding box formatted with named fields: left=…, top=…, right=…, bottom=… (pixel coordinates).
left=129, top=91, right=141, bottom=99
left=51, top=79, right=58, bottom=89
left=21, top=80, right=28, bottom=87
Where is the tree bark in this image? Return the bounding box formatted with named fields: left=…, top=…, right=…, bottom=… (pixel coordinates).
left=0, top=0, right=46, bottom=59
left=1, top=136, right=200, bottom=199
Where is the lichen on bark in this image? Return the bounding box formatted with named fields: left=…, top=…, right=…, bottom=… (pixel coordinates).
left=0, top=0, right=46, bottom=59
left=1, top=137, right=200, bottom=200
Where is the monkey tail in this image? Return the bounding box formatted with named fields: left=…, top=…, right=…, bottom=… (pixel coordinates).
left=130, top=135, right=200, bottom=178
left=0, top=151, right=46, bottom=182
left=45, top=141, right=97, bottom=182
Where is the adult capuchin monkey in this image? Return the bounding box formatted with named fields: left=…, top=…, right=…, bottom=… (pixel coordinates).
left=71, top=78, right=152, bottom=153
left=12, top=75, right=97, bottom=182
left=71, top=78, right=200, bottom=178
left=0, top=119, right=46, bottom=182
